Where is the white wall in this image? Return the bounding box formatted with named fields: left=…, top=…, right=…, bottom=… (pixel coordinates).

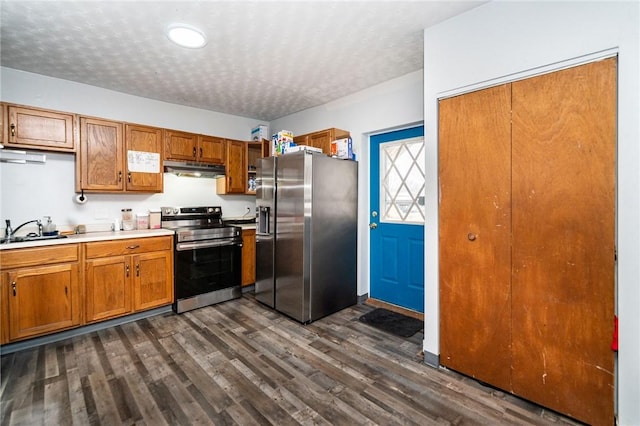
left=270, top=70, right=424, bottom=296
left=423, top=2, right=640, bottom=425
left=0, top=68, right=258, bottom=233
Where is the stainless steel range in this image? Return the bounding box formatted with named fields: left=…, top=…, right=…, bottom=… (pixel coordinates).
left=161, top=206, right=242, bottom=313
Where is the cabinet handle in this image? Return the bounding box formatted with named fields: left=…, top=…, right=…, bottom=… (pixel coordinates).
left=65, top=286, right=68, bottom=295
left=199, top=148, right=203, bottom=158
left=127, top=172, right=131, bottom=183
left=118, top=171, right=122, bottom=182
left=136, top=264, right=140, bottom=277
left=467, top=233, right=477, bottom=241
left=126, top=264, right=130, bottom=277
left=193, top=147, right=197, bottom=158
left=11, top=281, right=16, bottom=296
left=10, top=124, right=16, bottom=138
left=126, top=245, right=140, bottom=250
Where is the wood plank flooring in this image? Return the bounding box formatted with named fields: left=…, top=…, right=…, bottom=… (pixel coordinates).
left=1, top=294, right=582, bottom=425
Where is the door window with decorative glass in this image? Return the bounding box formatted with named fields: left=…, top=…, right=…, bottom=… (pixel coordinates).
left=379, top=136, right=425, bottom=224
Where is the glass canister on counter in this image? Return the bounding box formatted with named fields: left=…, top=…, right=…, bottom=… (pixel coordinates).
left=136, top=212, right=149, bottom=229
left=121, top=208, right=135, bottom=230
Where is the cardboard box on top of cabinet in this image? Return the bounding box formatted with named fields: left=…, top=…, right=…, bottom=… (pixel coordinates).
left=331, top=137, right=353, bottom=159
left=271, top=130, right=294, bottom=156
left=251, top=124, right=269, bottom=141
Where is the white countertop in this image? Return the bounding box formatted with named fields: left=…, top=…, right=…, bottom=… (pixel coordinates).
left=0, top=228, right=175, bottom=250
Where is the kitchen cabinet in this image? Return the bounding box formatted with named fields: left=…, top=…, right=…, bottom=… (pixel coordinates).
left=4, top=104, right=76, bottom=152
left=245, top=141, right=267, bottom=194
left=78, top=117, right=124, bottom=191
left=125, top=124, right=164, bottom=192
left=77, top=119, right=163, bottom=193
left=241, top=228, right=256, bottom=286
left=164, top=130, right=225, bottom=165
left=84, top=236, right=173, bottom=320
left=0, top=103, right=6, bottom=145
left=293, top=128, right=349, bottom=155
left=216, top=139, right=246, bottom=194
left=198, top=135, right=226, bottom=164
left=217, top=139, right=268, bottom=195
left=438, top=58, right=616, bottom=426
left=1, top=244, right=81, bottom=342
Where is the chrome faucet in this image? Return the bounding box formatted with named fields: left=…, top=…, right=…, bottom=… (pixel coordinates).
left=4, top=219, right=42, bottom=242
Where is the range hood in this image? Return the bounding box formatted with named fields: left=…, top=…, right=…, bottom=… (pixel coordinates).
left=163, top=160, right=225, bottom=178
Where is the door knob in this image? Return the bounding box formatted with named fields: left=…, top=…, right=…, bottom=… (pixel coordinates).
left=370, top=223, right=378, bottom=229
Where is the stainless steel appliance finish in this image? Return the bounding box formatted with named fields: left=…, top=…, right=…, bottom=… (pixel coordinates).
left=255, top=151, right=358, bottom=323
left=161, top=206, right=242, bottom=313
left=255, top=157, right=277, bottom=308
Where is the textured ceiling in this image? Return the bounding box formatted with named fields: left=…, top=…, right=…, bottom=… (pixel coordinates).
left=0, top=1, right=483, bottom=121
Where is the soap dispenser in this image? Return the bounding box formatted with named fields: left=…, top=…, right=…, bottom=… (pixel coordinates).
left=42, top=216, right=57, bottom=236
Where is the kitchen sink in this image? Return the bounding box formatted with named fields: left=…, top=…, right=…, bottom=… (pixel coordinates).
left=2, top=234, right=68, bottom=244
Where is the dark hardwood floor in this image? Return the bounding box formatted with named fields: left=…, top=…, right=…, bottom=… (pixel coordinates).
left=1, top=294, right=581, bottom=425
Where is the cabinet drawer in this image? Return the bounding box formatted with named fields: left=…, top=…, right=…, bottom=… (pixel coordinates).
left=0, top=244, right=79, bottom=269
left=85, top=236, right=172, bottom=258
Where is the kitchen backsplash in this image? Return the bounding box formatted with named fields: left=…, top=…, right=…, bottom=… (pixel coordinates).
left=0, top=153, right=255, bottom=236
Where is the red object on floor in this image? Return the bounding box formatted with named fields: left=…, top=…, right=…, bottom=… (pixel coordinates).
left=611, top=315, right=618, bottom=351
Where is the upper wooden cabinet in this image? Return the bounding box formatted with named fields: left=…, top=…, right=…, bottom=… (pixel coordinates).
left=125, top=124, right=163, bottom=192
left=164, top=130, right=225, bottom=165
left=0, top=103, right=6, bottom=145
left=78, top=117, right=124, bottom=191
left=293, top=128, right=349, bottom=155
left=217, top=139, right=247, bottom=194
left=198, top=135, right=226, bottom=164
left=217, top=139, right=269, bottom=195
left=78, top=118, right=163, bottom=193
left=4, top=104, right=76, bottom=152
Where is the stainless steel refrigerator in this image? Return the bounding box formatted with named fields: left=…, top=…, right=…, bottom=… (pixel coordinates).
left=255, top=151, right=358, bottom=323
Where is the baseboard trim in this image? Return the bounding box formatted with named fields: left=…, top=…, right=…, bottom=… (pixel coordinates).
left=423, top=350, right=440, bottom=368
left=0, top=305, right=172, bottom=355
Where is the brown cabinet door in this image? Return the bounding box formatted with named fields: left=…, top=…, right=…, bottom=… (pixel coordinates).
left=125, top=124, right=163, bottom=192
left=6, top=263, right=80, bottom=341
left=241, top=229, right=256, bottom=286
left=198, top=135, right=226, bottom=164
left=307, top=131, right=331, bottom=154
left=85, top=256, right=132, bottom=322
left=225, top=140, right=246, bottom=193
left=510, top=58, right=616, bottom=426
left=439, top=84, right=513, bottom=391
left=132, top=251, right=173, bottom=311
left=0, top=103, right=6, bottom=145
left=164, top=130, right=198, bottom=161
left=6, top=105, right=75, bottom=152
left=79, top=117, right=124, bottom=191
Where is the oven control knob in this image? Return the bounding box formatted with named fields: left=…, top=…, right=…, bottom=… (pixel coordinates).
left=208, top=207, right=214, bottom=213
left=172, top=208, right=179, bottom=215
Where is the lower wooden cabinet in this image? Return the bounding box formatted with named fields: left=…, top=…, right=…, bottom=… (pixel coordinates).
left=84, top=236, right=173, bottom=323
left=241, top=228, right=256, bottom=286
left=1, top=245, right=81, bottom=343
left=132, top=250, right=173, bottom=311
left=85, top=255, right=132, bottom=322
left=0, top=235, right=174, bottom=344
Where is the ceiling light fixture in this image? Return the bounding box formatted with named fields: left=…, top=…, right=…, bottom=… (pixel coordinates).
left=167, top=24, right=207, bottom=49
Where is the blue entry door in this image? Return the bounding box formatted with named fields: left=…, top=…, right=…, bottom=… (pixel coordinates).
left=369, top=126, right=425, bottom=312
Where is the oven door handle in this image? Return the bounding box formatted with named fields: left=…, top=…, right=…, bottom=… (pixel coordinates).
left=176, top=239, right=242, bottom=251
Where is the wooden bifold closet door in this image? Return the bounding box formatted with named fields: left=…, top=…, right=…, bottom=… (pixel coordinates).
left=439, top=58, right=616, bottom=426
